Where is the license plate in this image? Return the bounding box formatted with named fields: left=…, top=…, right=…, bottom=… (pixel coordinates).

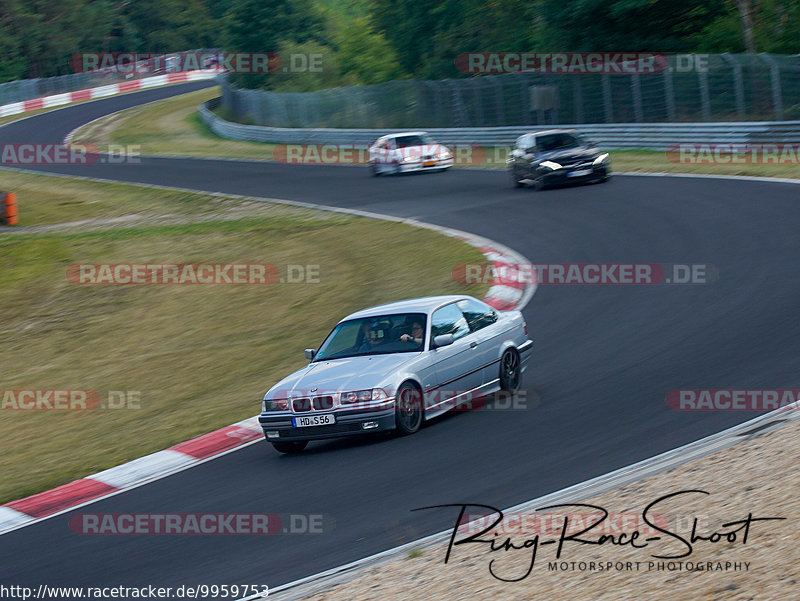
left=293, top=414, right=335, bottom=427
left=423, top=160, right=436, bottom=167
left=567, top=169, right=592, bottom=177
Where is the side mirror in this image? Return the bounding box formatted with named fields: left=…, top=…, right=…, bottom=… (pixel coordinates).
left=432, top=334, right=455, bottom=348
left=525, top=146, right=537, bottom=154
left=304, top=348, right=316, bottom=361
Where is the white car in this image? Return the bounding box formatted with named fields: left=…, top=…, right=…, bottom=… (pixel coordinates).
left=368, top=132, right=454, bottom=175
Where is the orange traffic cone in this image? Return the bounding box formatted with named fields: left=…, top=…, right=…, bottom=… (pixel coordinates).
left=3, top=192, right=17, bottom=225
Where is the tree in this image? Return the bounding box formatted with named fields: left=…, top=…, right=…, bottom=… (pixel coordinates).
left=223, top=0, right=326, bottom=89
left=735, top=0, right=757, bottom=52
left=335, top=17, right=406, bottom=85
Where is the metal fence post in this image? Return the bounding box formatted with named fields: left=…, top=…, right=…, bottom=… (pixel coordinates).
left=518, top=75, right=530, bottom=125
left=573, top=77, right=584, bottom=124
left=426, top=81, right=444, bottom=127
left=663, top=68, right=676, bottom=121
left=721, top=53, right=746, bottom=120
left=698, top=69, right=711, bottom=121
left=759, top=53, right=784, bottom=120
left=491, top=78, right=506, bottom=126
left=472, top=79, right=484, bottom=126
left=602, top=75, right=613, bottom=123
left=631, top=73, right=643, bottom=122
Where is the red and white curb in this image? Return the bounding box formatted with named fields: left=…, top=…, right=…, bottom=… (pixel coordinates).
left=0, top=416, right=263, bottom=533
left=0, top=183, right=535, bottom=534
left=0, top=69, right=220, bottom=119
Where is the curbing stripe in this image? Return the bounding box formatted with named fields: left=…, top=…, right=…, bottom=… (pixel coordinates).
left=0, top=507, right=31, bottom=531
left=0, top=70, right=219, bottom=119
left=169, top=425, right=264, bottom=460
left=4, top=479, right=117, bottom=519
left=90, top=450, right=196, bottom=490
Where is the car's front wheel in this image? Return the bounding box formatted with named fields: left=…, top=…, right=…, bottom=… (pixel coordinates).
left=510, top=167, right=524, bottom=188
left=395, top=383, right=423, bottom=435
left=271, top=440, right=308, bottom=454
left=499, top=349, right=521, bottom=392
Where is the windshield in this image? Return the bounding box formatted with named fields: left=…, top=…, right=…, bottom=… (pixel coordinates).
left=536, top=133, right=582, bottom=152
left=313, top=313, right=427, bottom=361
left=394, top=134, right=436, bottom=148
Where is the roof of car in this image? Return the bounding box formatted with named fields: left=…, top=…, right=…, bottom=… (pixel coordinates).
left=522, top=129, right=579, bottom=137
left=381, top=131, right=429, bottom=139
left=342, top=295, right=475, bottom=321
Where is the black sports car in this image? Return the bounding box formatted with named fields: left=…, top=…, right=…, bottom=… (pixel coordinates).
left=507, top=129, right=611, bottom=189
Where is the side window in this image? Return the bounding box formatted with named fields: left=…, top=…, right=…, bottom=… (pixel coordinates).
left=431, top=303, right=470, bottom=340
left=457, top=299, right=498, bottom=332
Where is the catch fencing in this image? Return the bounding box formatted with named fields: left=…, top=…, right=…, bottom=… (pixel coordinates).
left=219, top=54, right=800, bottom=129
left=200, top=97, right=800, bottom=151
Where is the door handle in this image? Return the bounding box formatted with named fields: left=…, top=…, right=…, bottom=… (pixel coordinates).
left=470, top=341, right=478, bottom=349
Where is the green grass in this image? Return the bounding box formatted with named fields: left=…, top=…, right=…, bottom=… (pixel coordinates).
left=0, top=168, right=301, bottom=226
left=70, top=86, right=279, bottom=160
left=0, top=172, right=489, bottom=503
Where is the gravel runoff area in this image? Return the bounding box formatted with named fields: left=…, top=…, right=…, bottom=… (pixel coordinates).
left=290, top=413, right=799, bottom=601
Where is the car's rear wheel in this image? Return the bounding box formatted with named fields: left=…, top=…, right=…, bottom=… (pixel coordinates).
left=395, top=382, right=423, bottom=435
left=271, top=440, right=308, bottom=454
left=499, top=349, right=521, bottom=392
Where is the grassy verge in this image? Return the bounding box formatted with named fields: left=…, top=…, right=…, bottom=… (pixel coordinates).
left=68, top=86, right=800, bottom=180
left=0, top=172, right=489, bottom=503
left=70, top=87, right=279, bottom=160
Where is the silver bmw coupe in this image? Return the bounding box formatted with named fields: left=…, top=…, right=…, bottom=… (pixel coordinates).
left=259, top=295, right=532, bottom=453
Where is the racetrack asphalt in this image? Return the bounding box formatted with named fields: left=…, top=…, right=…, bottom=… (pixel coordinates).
left=1, top=81, right=799, bottom=591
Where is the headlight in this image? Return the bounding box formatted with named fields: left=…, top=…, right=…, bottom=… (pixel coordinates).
left=539, top=160, right=562, bottom=170
left=402, top=156, right=417, bottom=163
left=263, top=399, right=290, bottom=412
left=341, top=389, right=388, bottom=404
left=593, top=153, right=609, bottom=165
left=439, top=151, right=451, bottom=160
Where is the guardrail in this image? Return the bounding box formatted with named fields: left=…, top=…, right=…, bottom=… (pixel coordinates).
left=200, top=98, right=800, bottom=150
left=0, top=49, right=220, bottom=106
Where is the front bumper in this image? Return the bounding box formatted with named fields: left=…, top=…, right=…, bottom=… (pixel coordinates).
left=518, top=339, right=534, bottom=369
left=399, top=157, right=453, bottom=172
left=541, top=163, right=608, bottom=185
left=259, top=404, right=396, bottom=441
